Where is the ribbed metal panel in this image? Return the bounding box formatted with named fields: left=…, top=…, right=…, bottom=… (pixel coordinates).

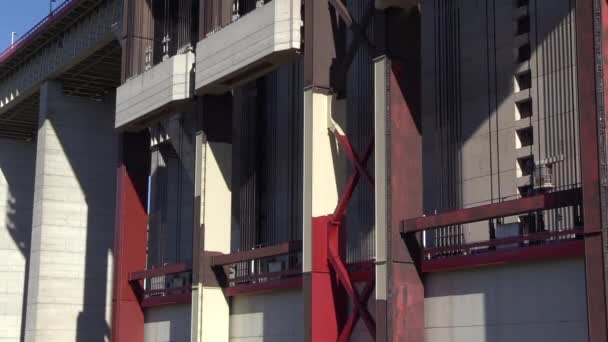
left=232, top=81, right=259, bottom=251
left=231, top=59, right=303, bottom=251
left=123, top=0, right=154, bottom=79
left=258, top=60, right=304, bottom=246
left=533, top=0, right=581, bottom=231
left=200, top=0, right=232, bottom=39
left=420, top=0, right=581, bottom=247
left=344, top=0, right=375, bottom=263
left=148, top=112, right=196, bottom=267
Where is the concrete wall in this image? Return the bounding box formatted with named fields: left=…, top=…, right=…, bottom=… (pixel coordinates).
left=144, top=304, right=191, bottom=342
left=0, top=139, right=35, bottom=342
left=195, top=0, right=301, bottom=94
left=24, top=81, right=117, bottom=342
left=229, top=290, right=303, bottom=342
left=425, top=258, right=588, bottom=342
left=115, top=52, right=195, bottom=129
left=420, top=0, right=580, bottom=245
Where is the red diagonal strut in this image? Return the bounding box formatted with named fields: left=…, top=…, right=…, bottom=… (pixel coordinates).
left=327, top=129, right=376, bottom=341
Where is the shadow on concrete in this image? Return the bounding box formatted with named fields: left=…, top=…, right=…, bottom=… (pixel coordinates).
left=0, top=138, right=35, bottom=342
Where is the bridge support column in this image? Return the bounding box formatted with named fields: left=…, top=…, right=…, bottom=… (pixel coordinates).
left=374, top=8, right=423, bottom=342
left=0, top=138, right=35, bottom=342
left=302, top=1, right=345, bottom=341
left=194, top=95, right=233, bottom=342
left=25, top=81, right=118, bottom=342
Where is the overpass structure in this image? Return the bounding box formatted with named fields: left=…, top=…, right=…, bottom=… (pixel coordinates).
left=0, top=0, right=607, bottom=342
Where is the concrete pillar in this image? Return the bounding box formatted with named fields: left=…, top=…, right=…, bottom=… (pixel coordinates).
left=374, top=7, right=423, bottom=342
left=193, top=95, right=233, bottom=342
left=25, top=81, right=117, bottom=342
left=0, top=138, right=35, bottom=342
left=197, top=140, right=231, bottom=342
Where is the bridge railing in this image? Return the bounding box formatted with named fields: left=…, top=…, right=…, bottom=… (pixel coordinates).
left=0, top=0, right=74, bottom=64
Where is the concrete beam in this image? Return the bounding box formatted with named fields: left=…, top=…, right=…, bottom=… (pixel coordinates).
left=0, top=0, right=121, bottom=119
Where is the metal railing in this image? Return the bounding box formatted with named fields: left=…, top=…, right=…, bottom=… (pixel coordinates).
left=402, top=188, right=584, bottom=264
left=0, top=0, right=74, bottom=63
left=129, top=263, right=192, bottom=308
left=211, top=241, right=302, bottom=295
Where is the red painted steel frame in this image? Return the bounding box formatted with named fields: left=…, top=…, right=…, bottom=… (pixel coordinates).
left=404, top=188, right=582, bottom=233
left=422, top=240, right=585, bottom=273
left=577, top=0, right=608, bottom=340
left=112, top=132, right=149, bottom=342
left=329, top=131, right=376, bottom=341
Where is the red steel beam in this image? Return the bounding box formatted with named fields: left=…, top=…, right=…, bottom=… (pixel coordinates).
left=403, top=188, right=582, bottom=233
left=224, top=277, right=303, bottom=297
left=422, top=240, right=585, bottom=273
left=111, top=132, right=150, bottom=342
left=210, top=241, right=302, bottom=267
left=141, top=293, right=192, bottom=308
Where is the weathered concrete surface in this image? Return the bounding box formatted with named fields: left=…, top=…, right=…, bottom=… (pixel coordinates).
left=229, top=290, right=304, bottom=342
left=425, top=258, right=588, bottom=342
left=24, top=81, right=117, bottom=342
left=0, top=138, right=35, bottom=342
left=195, top=0, right=301, bottom=94
left=144, top=304, right=191, bottom=342
left=116, top=52, right=195, bottom=129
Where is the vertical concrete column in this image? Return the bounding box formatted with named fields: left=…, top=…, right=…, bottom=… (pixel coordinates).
left=198, top=141, right=231, bottom=342
left=0, top=138, right=35, bottom=342
left=194, top=95, right=233, bottom=342
left=25, top=81, right=118, bottom=342
left=374, top=8, right=424, bottom=342
left=302, top=1, right=345, bottom=340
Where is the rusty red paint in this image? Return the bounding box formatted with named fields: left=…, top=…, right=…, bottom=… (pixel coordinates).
left=111, top=132, right=149, bottom=342
left=386, top=56, right=424, bottom=342
left=576, top=0, right=608, bottom=340
left=404, top=188, right=582, bottom=233
left=422, top=240, right=585, bottom=273
left=224, top=277, right=303, bottom=297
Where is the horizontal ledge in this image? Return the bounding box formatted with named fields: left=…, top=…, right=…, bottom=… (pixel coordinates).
left=211, top=241, right=302, bottom=266
left=421, top=240, right=584, bottom=273
left=424, top=228, right=582, bottom=255
left=224, top=276, right=302, bottom=297
left=141, top=293, right=192, bottom=308
left=403, top=188, right=582, bottom=233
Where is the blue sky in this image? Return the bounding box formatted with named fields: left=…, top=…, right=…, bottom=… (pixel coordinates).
left=0, top=0, right=61, bottom=53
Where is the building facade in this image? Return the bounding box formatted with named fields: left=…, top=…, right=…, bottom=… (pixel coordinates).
left=0, top=0, right=607, bottom=341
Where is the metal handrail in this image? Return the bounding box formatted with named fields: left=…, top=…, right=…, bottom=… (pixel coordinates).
left=0, top=0, right=75, bottom=64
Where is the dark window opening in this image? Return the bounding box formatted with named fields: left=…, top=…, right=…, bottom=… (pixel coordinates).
left=517, top=43, right=531, bottom=63
left=517, top=127, right=533, bottom=147
left=516, top=16, right=530, bottom=35
left=516, top=98, right=533, bottom=119
left=515, top=70, right=532, bottom=91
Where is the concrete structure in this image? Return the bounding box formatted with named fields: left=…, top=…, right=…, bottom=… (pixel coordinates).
left=116, top=52, right=195, bottom=128
left=25, top=80, right=117, bottom=341
left=1, top=0, right=608, bottom=342
left=0, top=139, right=35, bottom=342
left=195, top=0, right=301, bottom=94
